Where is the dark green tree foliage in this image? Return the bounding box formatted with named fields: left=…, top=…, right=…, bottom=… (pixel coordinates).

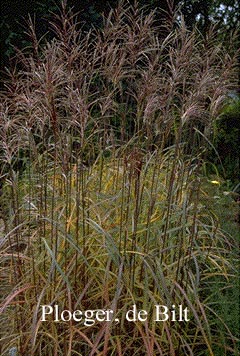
left=0, top=0, right=59, bottom=68
left=212, top=96, right=240, bottom=184
left=180, top=0, right=212, bottom=30
left=180, top=0, right=239, bottom=32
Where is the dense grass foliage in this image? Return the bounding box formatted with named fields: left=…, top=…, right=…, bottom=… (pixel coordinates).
left=0, top=2, right=239, bottom=355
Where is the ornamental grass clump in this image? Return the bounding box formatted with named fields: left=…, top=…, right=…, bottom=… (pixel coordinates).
left=0, top=1, right=239, bottom=355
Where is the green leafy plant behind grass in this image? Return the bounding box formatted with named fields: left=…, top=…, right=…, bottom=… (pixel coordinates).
left=0, top=1, right=239, bottom=355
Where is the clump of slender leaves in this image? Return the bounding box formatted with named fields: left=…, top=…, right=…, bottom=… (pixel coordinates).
left=0, top=1, right=239, bottom=355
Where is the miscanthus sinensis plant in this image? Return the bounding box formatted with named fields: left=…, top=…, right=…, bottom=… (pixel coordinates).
left=0, top=1, right=239, bottom=355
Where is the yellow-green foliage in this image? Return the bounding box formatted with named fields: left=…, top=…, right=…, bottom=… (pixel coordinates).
left=1, top=151, right=238, bottom=355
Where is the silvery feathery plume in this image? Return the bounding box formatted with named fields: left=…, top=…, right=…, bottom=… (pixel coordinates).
left=9, top=347, right=18, bottom=356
